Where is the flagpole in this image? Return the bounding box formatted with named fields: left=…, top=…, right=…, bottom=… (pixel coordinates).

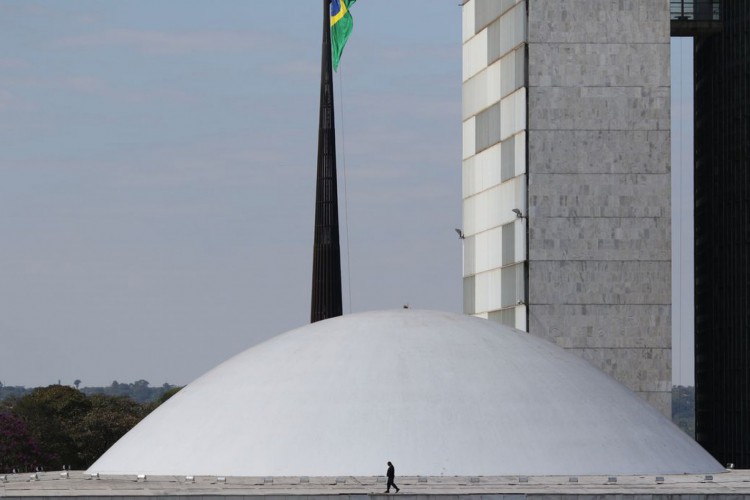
left=310, top=0, right=343, bottom=323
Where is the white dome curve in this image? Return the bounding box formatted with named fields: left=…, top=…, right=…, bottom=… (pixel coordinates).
left=90, top=309, right=722, bottom=477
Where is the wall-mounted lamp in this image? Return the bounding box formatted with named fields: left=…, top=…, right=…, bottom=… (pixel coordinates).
left=512, top=208, right=525, bottom=219
left=454, top=228, right=465, bottom=239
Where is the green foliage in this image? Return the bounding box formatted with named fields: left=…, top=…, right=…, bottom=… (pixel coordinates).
left=672, top=385, right=695, bottom=438
left=145, top=386, right=182, bottom=413
left=0, top=411, right=49, bottom=472
left=1, top=383, right=182, bottom=473
left=0, top=385, right=32, bottom=402
left=12, top=385, right=91, bottom=469
left=76, top=395, right=146, bottom=466
left=0, top=380, right=178, bottom=403
left=81, top=380, right=178, bottom=403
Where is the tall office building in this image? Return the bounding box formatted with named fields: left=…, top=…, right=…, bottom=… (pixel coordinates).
left=461, top=0, right=672, bottom=415
left=693, top=0, right=750, bottom=469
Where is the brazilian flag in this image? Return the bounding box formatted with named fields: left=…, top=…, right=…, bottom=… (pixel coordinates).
left=330, top=0, right=356, bottom=71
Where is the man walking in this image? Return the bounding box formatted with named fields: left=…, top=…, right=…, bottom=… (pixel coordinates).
left=385, top=461, right=399, bottom=493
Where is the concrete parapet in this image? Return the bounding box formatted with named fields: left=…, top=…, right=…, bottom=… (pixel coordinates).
left=4, top=470, right=750, bottom=498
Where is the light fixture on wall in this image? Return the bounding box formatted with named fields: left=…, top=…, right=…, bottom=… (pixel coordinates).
left=512, top=208, right=525, bottom=218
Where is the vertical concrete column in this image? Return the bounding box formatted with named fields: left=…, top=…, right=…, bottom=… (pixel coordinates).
left=525, top=0, right=672, bottom=415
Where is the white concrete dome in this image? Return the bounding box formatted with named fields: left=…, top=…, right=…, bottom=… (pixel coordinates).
left=90, top=309, right=722, bottom=477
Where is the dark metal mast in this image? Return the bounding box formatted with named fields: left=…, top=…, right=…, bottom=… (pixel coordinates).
left=311, top=0, right=343, bottom=323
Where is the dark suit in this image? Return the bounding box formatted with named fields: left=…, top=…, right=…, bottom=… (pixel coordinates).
left=386, top=464, right=398, bottom=492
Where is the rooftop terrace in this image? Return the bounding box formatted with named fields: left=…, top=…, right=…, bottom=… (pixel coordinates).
left=2, top=470, right=749, bottom=498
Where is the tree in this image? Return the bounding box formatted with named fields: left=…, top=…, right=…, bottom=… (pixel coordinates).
left=130, top=379, right=151, bottom=403
left=12, top=385, right=91, bottom=469
left=74, top=380, right=81, bottom=389
left=672, top=385, right=695, bottom=437
left=0, top=411, right=48, bottom=473
left=145, top=386, right=182, bottom=413
left=75, top=395, right=145, bottom=466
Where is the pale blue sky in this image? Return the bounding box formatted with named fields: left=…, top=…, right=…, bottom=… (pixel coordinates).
left=671, top=37, right=695, bottom=386
left=0, top=1, right=462, bottom=387
left=0, top=2, right=693, bottom=387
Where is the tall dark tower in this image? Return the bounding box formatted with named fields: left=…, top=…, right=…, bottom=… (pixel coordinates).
left=694, top=0, right=750, bottom=468
left=311, top=0, right=343, bottom=323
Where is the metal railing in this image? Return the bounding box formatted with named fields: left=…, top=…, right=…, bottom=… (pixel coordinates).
left=671, top=0, right=721, bottom=21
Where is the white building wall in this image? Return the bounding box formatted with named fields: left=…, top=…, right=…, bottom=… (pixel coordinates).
left=462, top=0, right=528, bottom=331
left=461, top=0, right=672, bottom=416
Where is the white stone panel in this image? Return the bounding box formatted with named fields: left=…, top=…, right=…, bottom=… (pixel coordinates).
left=462, top=156, right=476, bottom=199
left=463, top=68, right=488, bottom=120
left=515, top=304, right=527, bottom=330
left=500, top=48, right=524, bottom=98
left=501, top=87, right=526, bottom=141
left=463, top=58, right=508, bottom=121
left=463, top=175, right=526, bottom=236
left=501, top=262, right=525, bottom=307
left=463, top=29, right=487, bottom=82
left=487, top=2, right=527, bottom=63
left=474, top=267, right=504, bottom=313
left=514, top=131, right=527, bottom=176
left=462, top=0, right=476, bottom=43
left=486, top=58, right=504, bottom=105
left=462, top=142, right=502, bottom=198
left=475, top=0, right=524, bottom=32
left=514, top=218, right=526, bottom=264
left=465, top=225, right=504, bottom=276
left=462, top=117, right=476, bottom=160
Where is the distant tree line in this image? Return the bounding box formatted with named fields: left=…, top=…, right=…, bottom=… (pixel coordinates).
left=0, top=383, right=180, bottom=473
left=0, top=380, right=178, bottom=404
left=672, top=385, right=695, bottom=437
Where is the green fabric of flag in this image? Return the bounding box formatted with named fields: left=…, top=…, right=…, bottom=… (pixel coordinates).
left=330, top=0, right=356, bottom=71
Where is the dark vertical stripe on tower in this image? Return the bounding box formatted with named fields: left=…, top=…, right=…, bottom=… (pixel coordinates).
left=694, top=0, right=750, bottom=468
left=311, top=0, right=343, bottom=323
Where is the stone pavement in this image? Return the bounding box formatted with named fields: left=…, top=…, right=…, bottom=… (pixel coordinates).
left=2, top=470, right=750, bottom=498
